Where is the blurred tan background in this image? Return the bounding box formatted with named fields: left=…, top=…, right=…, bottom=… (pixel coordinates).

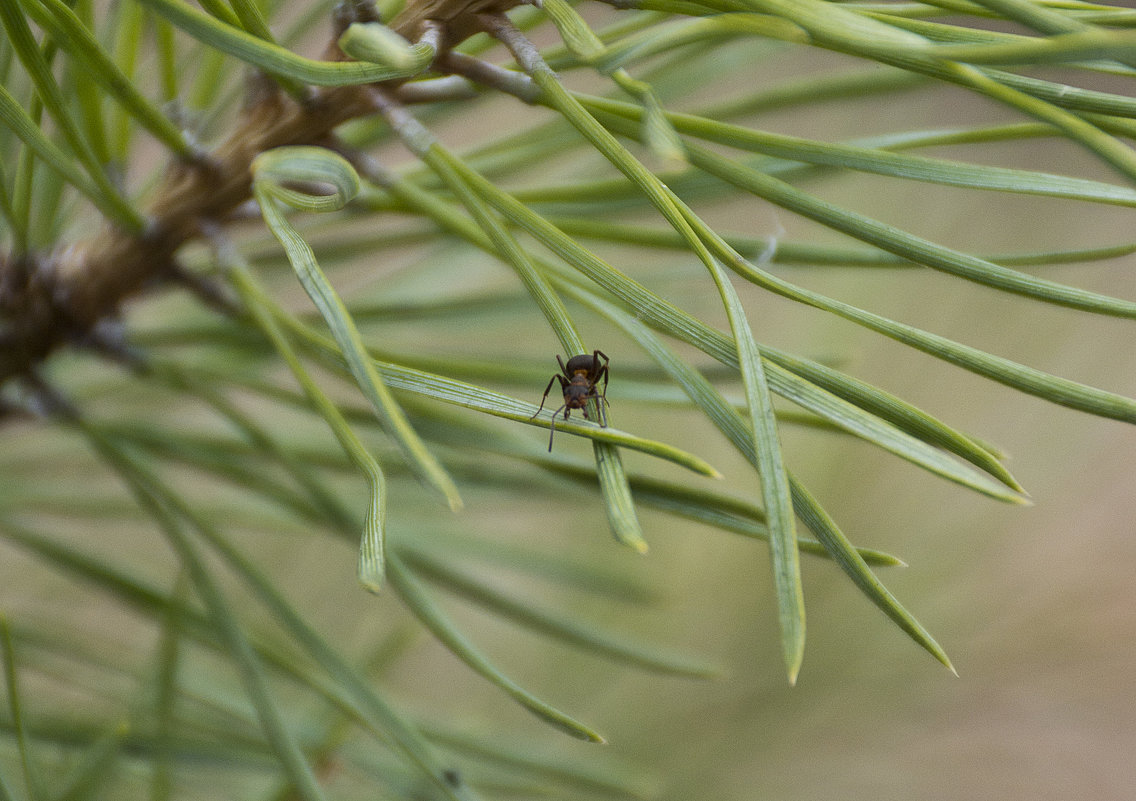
left=417, top=50, right=1136, bottom=799
left=602, top=106, right=1136, bottom=799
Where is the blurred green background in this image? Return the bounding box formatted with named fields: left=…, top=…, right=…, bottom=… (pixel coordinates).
left=373, top=44, right=1136, bottom=798
left=572, top=56, right=1136, bottom=797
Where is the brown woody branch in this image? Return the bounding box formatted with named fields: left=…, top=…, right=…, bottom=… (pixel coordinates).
left=0, top=0, right=533, bottom=388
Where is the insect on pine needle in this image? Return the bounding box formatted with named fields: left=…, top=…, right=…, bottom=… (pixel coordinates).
left=531, top=350, right=610, bottom=451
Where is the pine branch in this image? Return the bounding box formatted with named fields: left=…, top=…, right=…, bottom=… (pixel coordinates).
left=0, top=0, right=531, bottom=387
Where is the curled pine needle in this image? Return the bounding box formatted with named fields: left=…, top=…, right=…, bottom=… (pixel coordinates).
left=251, top=147, right=462, bottom=512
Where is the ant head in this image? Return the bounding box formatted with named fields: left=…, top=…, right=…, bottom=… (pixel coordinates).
left=563, top=382, right=594, bottom=408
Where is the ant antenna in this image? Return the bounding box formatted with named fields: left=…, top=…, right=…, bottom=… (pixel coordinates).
left=547, top=404, right=567, bottom=451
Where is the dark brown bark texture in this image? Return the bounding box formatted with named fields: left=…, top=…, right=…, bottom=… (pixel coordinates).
left=0, top=0, right=529, bottom=387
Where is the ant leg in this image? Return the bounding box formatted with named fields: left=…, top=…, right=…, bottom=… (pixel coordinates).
left=590, top=351, right=610, bottom=403
left=548, top=404, right=568, bottom=451
left=531, top=374, right=560, bottom=418
left=593, top=358, right=610, bottom=426
left=597, top=350, right=610, bottom=383
left=592, top=391, right=610, bottom=426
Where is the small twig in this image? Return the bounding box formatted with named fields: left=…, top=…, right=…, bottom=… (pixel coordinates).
left=366, top=88, right=436, bottom=159
left=81, top=317, right=134, bottom=360
left=394, top=75, right=479, bottom=104
left=476, top=11, right=546, bottom=74
left=418, top=19, right=447, bottom=55
left=327, top=138, right=397, bottom=191
left=589, top=0, right=637, bottom=8
left=21, top=370, right=79, bottom=422
left=332, top=0, right=384, bottom=38
left=439, top=51, right=541, bottom=103
left=165, top=261, right=240, bottom=317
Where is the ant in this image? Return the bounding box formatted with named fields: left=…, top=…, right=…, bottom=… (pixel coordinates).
left=531, top=350, right=610, bottom=451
